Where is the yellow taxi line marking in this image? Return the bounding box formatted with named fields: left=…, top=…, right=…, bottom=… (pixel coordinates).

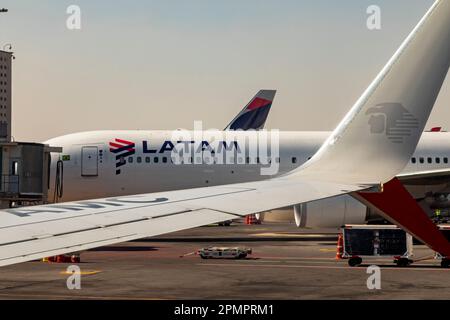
left=59, top=270, right=102, bottom=276
left=257, top=256, right=337, bottom=261
left=234, top=259, right=337, bottom=265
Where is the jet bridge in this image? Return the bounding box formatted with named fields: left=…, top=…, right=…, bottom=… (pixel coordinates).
left=0, top=142, right=62, bottom=208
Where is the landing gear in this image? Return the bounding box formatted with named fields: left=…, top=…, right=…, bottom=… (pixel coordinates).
left=441, top=259, right=450, bottom=268
left=395, top=258, right=412, bottom=267
left=348, top=257, right=363, bottom=267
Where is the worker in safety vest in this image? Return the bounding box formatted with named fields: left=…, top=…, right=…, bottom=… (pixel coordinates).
left=434, top=209, right=442, bottom=222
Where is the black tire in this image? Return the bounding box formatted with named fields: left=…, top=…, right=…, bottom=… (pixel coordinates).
left=441, top=259, right=450, bottom=268
left=200, top=255, right=208, bottom=260
left=396, top=258, right=410, bottom=267
left=348, top=257, right=362, bottom=267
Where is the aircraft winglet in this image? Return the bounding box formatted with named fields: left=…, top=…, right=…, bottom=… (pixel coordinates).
left=299, top=0, right=450, bottom=186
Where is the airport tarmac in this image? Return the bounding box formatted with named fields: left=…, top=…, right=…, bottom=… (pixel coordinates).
left=0, top=222, right=449, bottom=300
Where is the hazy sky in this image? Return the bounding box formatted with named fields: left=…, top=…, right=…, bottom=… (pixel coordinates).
left=0, top=0, right=448, bottom=142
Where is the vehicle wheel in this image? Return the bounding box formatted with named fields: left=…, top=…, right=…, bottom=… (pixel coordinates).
left=396, top=258, right=410, bottom=267
left=348, top=257, right=362, bottom=267
left=200, top=255, right=208, bottom=260
left=224, top=221, right=232, bottom=227
left=441, top=259, right=450, bottom=268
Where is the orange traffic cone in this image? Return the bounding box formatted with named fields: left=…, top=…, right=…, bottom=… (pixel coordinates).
left=336, top=234, right=344, bottom=260
left=246, top=214, right=260, bottom=225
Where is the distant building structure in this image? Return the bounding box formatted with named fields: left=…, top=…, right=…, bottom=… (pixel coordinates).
left=0, top=50, right=12, bottom=142
left=0, top=49, right=61, bottom=208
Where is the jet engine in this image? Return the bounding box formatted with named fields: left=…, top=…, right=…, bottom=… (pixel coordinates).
left=293, top=195, right=369, bottom=229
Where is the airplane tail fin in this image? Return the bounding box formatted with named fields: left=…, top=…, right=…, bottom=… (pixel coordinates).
left=299, top=0, right=450, bottom=185
left=225, top=90, right=276, bottom=131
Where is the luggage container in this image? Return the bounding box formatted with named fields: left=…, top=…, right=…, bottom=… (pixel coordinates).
left=435, top=225, right=450, bottom=268
left=341, top=225, right=413, bottom=267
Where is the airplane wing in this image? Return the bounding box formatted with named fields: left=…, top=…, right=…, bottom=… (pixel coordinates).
left=398, top=169, right=450, bottom=185
left=224, top=90, right=276, bottom=131
left=0, top=0, right=448, bottom=267
left=0, top=179, right=361, bottom=267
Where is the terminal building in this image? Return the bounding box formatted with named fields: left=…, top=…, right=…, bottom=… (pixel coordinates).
left=0, top=50, right=61, bottom=208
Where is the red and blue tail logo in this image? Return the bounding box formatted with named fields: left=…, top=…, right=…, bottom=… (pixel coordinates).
left=109, top=138, right=136, bottom=175
left=225, top=90, right=276, bottom=131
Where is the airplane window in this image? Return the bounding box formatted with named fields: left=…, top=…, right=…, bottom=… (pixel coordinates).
left=428, top=157, right=432, bottom=164
left=419, top=158, right=425, bottom=164
left=436, top=158, right=441, bottom=164
left=162, top=157, right=168, bottom=163
left=137, top=157, right=142, bottom=163
left=154, top=157, right=159, bottom=164
left=145, top=157, right=151, bottom=163
left=411, top=158, right=416, bottom=164
left=128, top=157, right=133, bottom=163
left=445, top=158, right=449, bottom=164
left=292, top=157, right=297, bottom=164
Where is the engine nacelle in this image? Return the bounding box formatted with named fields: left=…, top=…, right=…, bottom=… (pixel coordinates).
left=294, top=195, right=368, bottom=229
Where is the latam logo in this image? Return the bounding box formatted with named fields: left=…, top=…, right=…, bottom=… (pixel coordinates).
left=367, top=103, right=419, bottom=144
left=109, top=139, right=136, bottom=175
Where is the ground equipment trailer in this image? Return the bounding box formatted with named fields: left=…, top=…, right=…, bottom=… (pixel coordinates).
left=436, top=225, right=450, bottom=268
left=341, top=225, right=414, bottom=267
left=198, top=247, right=252, bottom=260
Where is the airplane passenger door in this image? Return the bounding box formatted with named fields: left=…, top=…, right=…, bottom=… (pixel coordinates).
left=81, top=146, right=98, bottom=177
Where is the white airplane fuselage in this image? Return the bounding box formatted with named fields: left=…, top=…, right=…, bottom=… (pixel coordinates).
left=45, top=131, right=450, bottom=203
